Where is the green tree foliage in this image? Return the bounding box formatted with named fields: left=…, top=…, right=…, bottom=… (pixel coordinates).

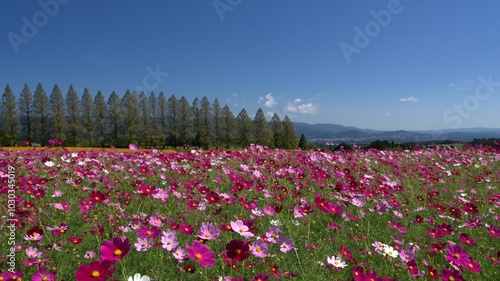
left=270, top=113, right=284, bottom=148
left=138, top=91, right=150, bottom=147
left=178, top=96, right=193, bottom=146
left=107, top=91, right=123, bottom=146
left=298, top=133, right=308, bottom=149
left=282, top=115, right=299, bottom=149
left=49, top=84, right=66, bottom=142
left=122, top=90, right=140, bottom=145
left=212, top=98, right=223, bottom=148
left=191, top=97, right=201, bottom=147
left=80, top=88, right=95, bottom=146
left=236, top=108, right=254, bottom=147
left=199, top=97, right=214, bottom=149
left=1, top=83, right=302, bottom=148
left=1, top=85, right=21, bottom=146
left=65, top=85, right=81, bottom=146
left=220, top=105, right=237, bottom=149
left=253, top=108, right=273, bottom=147
left=148, top=92, right=161, bottom=147
left=157, top=92, right=168, bottom=147
left=33, top=83, right=50, bottom=146
left=166, top=94, right=180, bottom=147
left=93, top=91, right=108, bottom=147
left=18, top=83, right=34, bottom=142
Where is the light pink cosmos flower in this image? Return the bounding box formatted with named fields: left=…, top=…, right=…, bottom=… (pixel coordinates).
left=278, top=237, right=296, bottom=253
left=129, top=143, right=138, bottom=150
left=230, top=220, right=254, bottom=238
left=135, top=238, right=152, bottom=252
left=197, top=223, right=220, bottom=241
left=172, top=246, right=186, bottom=262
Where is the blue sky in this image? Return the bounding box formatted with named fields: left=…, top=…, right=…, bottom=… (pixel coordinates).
left=1, top=0, right=499, bottom=130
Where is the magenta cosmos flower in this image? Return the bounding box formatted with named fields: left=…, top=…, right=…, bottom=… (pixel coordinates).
left=75, top=260, right=116, bottom=281
left=445, top=244, right=469, bottom=267
left=32, top=267, right=57, bottom=281
left=186, top=240, right=216, bottom=268
left=99, top=236, right=131, bottom=262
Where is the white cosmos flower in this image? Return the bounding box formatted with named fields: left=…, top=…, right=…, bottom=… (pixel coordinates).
left=383, top=245, right=399, bottom=258
left=44, top=161, right=55, bottom=167
left=327, top=255, right=347, bottom=268
left=128, top=273, right=150, bottom=281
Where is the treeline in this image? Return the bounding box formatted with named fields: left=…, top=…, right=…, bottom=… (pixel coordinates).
left=0, top=83, right=299, bottom=149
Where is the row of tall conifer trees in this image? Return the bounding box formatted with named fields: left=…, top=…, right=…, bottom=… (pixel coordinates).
left=0, top=83, right=299, bottom=149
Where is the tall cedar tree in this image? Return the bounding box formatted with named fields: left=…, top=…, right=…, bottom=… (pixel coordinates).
left=191, top=97, right=201, bottom=147
left=270, top=113, right=284, bottom=148
left=166, top=94, right=180, bottom=147
left=157, top=92, right=168, bottom=147
left=220, top=105, right=237, bottom=148
left=80, top=88, right=94, bottom=146
left=49, top=84, right=66, bottom=142
left=298, top=133, right=308, bottom=149
left=178, top=96, right=193, bottom=146
left=148, top=92, right=161, bottom=147
left=282, top=115, right=299, bottom=149
left=138, top=91, right=151, bottom=147
left=33, top=83, right=50, bottom=146
left=18, top=83, right=34, bottom=142
left=93, top=91, right=108, bottom=147
left=122, top=90, right=140, bottom=145
left=253, top=108, right=274, bottom=147
left=65, top=85, right=81, bottom=146
left=2, top=85, right=21, bottom=146
left=107, top=91, right=123, bottom=146
left=212, top=98, right=223, bottom=147
left=199, top=97, right=214, bottom=149
left=236, top=108, right=254, bottom=147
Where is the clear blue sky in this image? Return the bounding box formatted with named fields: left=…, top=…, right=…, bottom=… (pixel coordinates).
left=1, top=0, right=499, bottom=130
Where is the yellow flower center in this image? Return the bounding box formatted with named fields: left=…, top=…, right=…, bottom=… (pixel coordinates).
left=195, top=253, right=202, bottom=260
left=91, top=271, right=100, bottom=277
left=205, top=233, right=211, bottom=238
left=114, top=249, right=122, bottom=256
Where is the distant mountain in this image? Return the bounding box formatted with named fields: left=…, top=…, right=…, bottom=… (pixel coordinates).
left=293, top=122, right=500, bottom=144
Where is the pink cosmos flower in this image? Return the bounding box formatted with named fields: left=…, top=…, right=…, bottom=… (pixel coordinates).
left=172, top=246, right=186, bottom=262
left=186, top=240, right=216, bottom=268
left=135, top=238, right=152, bottom=252
left=251, top=239, right=269, bottom=258
left=99, top=236, right=131, bottom=262
left=278, top=237, right=296, bottom=253
left=197, top=223, right=220, bottom=241
left=487, top=225, right=500, bottom=238
left=230, top=220, right=254, bottom=238
left=445, top=244, right=469, bottom=266
left=441, top=269, right=464, bottom=281
left=75, top=260, right=116, bottom=281
left=129, top=143, right=138, bottom=150
left=32, top=267, right=57, bottom=281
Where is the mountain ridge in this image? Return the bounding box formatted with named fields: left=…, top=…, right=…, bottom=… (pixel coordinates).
left=293, top=122, right=500, bottom=144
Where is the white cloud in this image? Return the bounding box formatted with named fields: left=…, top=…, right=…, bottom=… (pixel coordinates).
left=400, top=97, right=420, bottom=102
left=258, top=93, right=277, bottom=108
left=285, top=99, right=319, bottom=114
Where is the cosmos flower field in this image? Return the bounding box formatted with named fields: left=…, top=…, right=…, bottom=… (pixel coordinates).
left=1, top=144, right=499, bottom=280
